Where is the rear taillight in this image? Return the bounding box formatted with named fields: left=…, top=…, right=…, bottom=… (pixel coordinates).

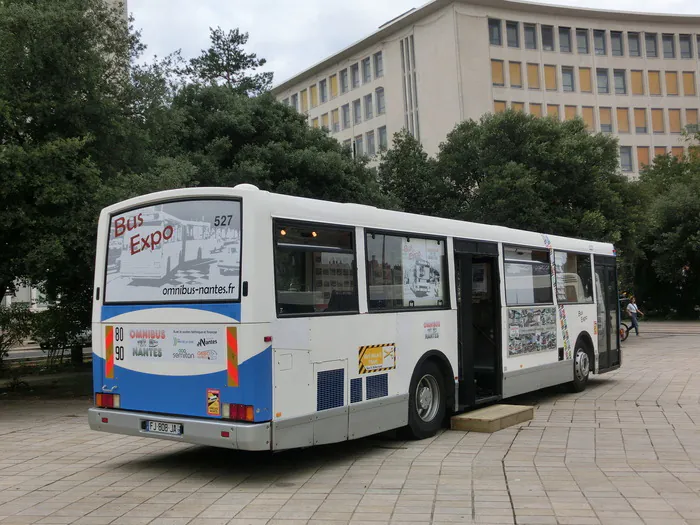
left=222, top=403, right=254, bottom=422
left=95, top=393, right=120, bottom=409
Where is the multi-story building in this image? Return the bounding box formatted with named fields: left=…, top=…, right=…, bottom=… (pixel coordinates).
left=271, top=0, right=700, bottom=178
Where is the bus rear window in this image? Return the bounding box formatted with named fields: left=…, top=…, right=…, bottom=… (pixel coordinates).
left=104, top=199, right=241, bottom=303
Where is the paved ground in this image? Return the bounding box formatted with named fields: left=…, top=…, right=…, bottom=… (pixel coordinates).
left=1, top=323, right=700, bottom=525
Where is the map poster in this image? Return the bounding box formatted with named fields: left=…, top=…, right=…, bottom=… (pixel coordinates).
left=507, top=307, right=557, bottom=357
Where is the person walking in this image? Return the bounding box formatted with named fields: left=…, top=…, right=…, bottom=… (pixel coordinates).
left=626, top=296, right=644, bottom=336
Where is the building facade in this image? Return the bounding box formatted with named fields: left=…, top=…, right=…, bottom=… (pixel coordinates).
left=271, top=0, right=700, bottom=177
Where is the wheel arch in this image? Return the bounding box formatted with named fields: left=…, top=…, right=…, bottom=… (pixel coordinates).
left=414, top=349, right=456, bottom=414
left=575, top=331, right=595, bottom=374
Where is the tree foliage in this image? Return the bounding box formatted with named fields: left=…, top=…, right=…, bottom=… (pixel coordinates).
left=0, top=304, right=33, bottom=369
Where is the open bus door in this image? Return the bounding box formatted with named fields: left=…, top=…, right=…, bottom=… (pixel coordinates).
left=595, top=255, right=621, bottom=372
left=454, top=240, right=502, bottom=408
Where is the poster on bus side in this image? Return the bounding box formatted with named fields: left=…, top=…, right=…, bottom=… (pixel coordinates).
left=507, top=306, right=557, bottom=357
left=104, top=199, right=242, bottom=303
left=401, top=238, right=443, bottom=307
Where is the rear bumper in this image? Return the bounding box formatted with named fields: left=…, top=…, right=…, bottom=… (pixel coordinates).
left=88, top=408, right=271, bottom=451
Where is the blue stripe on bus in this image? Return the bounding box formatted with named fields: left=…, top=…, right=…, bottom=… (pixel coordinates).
left=100, top=303, right=241, bottom=321
left=92, top=345, right=272, bottom=422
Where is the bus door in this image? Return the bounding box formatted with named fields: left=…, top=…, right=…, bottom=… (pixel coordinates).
left=454, top=240, right=502, bottom=407
left=594, top=255, right=621, bottom=372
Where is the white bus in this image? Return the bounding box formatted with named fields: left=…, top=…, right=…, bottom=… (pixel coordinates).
left=89, top=185, right=621, bottom=450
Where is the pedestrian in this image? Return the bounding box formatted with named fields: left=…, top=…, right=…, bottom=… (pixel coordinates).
left=626, top=296, right=644, bottom=336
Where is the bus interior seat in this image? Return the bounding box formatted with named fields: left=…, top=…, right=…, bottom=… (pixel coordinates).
left=326, top=290, right=358, bottom=312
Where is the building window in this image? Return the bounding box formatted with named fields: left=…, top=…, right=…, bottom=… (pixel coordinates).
left=596, top=68, right=609, bottom=94
left=562, top=66, right=575, bottom=92
left=504, top=246, right=553, bottom=306
left=619, top=146, right=633, bottom=172
left=645, top=33, right=658, bottom=58
left=362, top=57, right=372, bottom=83
left=576, top=29, right=589, bottom=54
left=547, top=104, right=560, bottom=120
left=669, top=109, right=681, bottom=133
left=509, top=62, right=523, bottom=88
left=559, top=27, right=572, bottom=53
left=594, top=30, right=606, bottom=55
left=329, top=74, right=338, bottom=98
left=672, top=147, right=684, bottom=158
left=273, top=222, right=357, bottom=316
left=579, top=67, right=592, bottom=92
left=686, top=109, right=698, bottom=132
left=366, top=232, right=448, bottom=311
left=340, top=69, right=349, bottom=93
left=655, top=146, right=667, bottom=158
left=527, top=63, right=540, bottom=89
left=290, top=93, right=298, bottom=111
left=634, top=108, right=647, bottom=133
left=350, top=63, right=360, bottom=89
left=554, top=252, right=593, bottom=303
left=319, top=79, right=327, bottom=104
left=683, top=72, right=696, bottom=96
left=489, top=18, right=502, bottom=46
left=353, top=99, right=362, bottom=124
left=366, top=131, right=376, bottom=156
left=663, top=34, right=676, bottom=59
left=310, top=84, right=318, bottom=108
left=666, top=71, right=679, bottom=96
left=378, top=126, right=388, bottom=150
left=300, top=89, right=308, bottom=112
left=631, top=70, right=644, bottom=95
left=529, top=103, right=542, bottom=117
left=321, top=113, right=329, bottom=130
left=374, top=51, right=384, bottom=78
left=342, top=104, right=351, bottom=129
left=512, top=102, right=525, bottom=113
left=376, top=87, right=385, bottom=115
left=506, top=21, right=519, bottom=48
left=614, top=70, right=627, bottom=94
left=611, top=31, right=624, bottom=56
left=628, top=32, right=641, bottom=57
left=564, top=105, right=577, bottom=121
left=638, top=146, right=650, bottom=170
left=617, top=108, right=630, bottom=133
left=494, top=100, right=506, bottom=113
left=343, top=139, right=351, bottom=149
left=600, top=107, right=613, bottom=133
left=282, top=98, right=289, bottom=106
left=582, top=106, right=594, bottom=130
left=524, top=23, right=537, bottom=49
left=354, top=135, right=363, bottom=156
left=311, top=117, right=319, bottom=129
left=648, top=71, right=661, bottom=95
left=680, top=35, right=692, bottom=58
left=544, top=64, right=557, bottom=90
left=331, top=109, right=340, bottom=133
left=491, top=59, right=505, bottom=86
left=541, top=25, right=554, bottom=51
left=364, top=94, right=373, bottom=120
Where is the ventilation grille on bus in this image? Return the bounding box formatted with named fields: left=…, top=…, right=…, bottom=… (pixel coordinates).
left=350, top=378, right=363, bottom=403
left=366, top=373, right=388, bottom=400
left=317, top=369, right=344, bottom=411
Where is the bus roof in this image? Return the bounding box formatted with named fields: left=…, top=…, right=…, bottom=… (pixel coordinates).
left=100, top=185, right=615, bottom=256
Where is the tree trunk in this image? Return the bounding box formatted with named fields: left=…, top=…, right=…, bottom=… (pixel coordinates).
left=71, top=344, right=83, bottom=366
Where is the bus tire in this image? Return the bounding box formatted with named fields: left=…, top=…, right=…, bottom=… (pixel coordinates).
left=405, top=360, right=446, bottom=440
left=570, top=345, right=590, bottom=393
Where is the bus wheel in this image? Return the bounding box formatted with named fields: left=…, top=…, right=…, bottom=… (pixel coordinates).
left=406, top=360, right=446, bottom=439
left=570, top=345, right=590, bottom=393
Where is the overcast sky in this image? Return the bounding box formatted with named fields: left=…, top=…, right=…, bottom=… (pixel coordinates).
left=129, top=0, right=698, bottom=87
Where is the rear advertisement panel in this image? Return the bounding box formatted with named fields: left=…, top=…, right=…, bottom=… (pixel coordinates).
left=105, top=199, right=241, bottom=303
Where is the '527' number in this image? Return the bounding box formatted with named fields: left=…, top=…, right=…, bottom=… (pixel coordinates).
left=214, top=215, right=233, bottom=227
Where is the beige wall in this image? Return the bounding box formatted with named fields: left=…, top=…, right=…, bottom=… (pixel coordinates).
left=274, top=0, right=700, bottom=177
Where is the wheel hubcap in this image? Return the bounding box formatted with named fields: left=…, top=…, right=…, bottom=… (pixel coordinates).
left=416, top=374, right=440, bottom=422
left=575, top=349, right=589, bottom=382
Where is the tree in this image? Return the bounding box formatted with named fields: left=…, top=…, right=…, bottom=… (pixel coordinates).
left=185, top=27, right=273, bottom=95
left=435, top=110, right=635, bottom=244
left=633, top=148, right=700, bottom=317
left=377, top=130, right=452, bottom=217
left=0, top=304, right=33, bottom=370
left=165, top=85, right=393, bottom=207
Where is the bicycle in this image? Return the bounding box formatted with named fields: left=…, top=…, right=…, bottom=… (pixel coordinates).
left=620, top=322, right=630, bottom=341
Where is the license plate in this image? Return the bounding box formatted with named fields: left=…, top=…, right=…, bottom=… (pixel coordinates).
left=145, top=421, right=182, bottom=435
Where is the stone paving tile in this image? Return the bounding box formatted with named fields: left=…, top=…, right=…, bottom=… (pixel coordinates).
left=2, top=329, right=700, bottom=525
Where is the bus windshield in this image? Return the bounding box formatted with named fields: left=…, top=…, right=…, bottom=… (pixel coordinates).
left=104, top=198, right=241, bottom=303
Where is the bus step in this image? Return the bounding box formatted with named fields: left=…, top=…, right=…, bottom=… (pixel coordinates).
left=450, top=404, right=534, bottom=433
